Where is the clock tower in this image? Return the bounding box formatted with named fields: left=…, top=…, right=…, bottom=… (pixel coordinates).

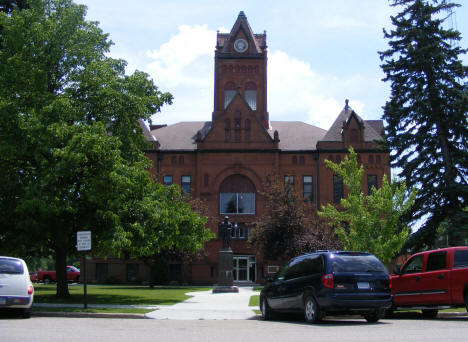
left=212, top=12, right=269, bottom=129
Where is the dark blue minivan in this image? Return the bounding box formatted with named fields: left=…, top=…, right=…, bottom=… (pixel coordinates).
left=260, top=251, right=392, bottom=323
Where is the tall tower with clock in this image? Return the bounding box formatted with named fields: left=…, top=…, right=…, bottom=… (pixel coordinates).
left=212, top=11, right=269, bottom=129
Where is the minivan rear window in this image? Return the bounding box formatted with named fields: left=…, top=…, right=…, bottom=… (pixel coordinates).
left=329, top=254, right=387, bottom=273
left=0, top=258, right=24, bottom=274
left=454, top=250, right=468, bottom=268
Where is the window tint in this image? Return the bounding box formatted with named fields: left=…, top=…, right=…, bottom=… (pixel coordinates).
left=333, top=175, right=343, bottom=203
left=181, top=175, right=191, bottom=194
left=401, top=255, right=423, bottom=274
left=285, top=258, right=323, bottom=280
left=426, top=251, right=446, bottom=271
left=303, top=176, right=313, bottom=201
left=454, top=250, right=468, bottom=268
left=275, top=265, right=289, bottom=281
left=367, top=174, right=378, bottom=195
left=329, top=254, right=386, bottom=273
left=163, top=175, right=173, bottom=185
left=220, top=193, right=255, bottom=214
left=0, top=258, right=24, bottom=274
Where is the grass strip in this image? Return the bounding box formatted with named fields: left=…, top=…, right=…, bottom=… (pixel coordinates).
left=249, top=294, right=259, bottom=307
left=32, top=307, right=152, bottom=314
left=33, top=284, right=210, bottom=305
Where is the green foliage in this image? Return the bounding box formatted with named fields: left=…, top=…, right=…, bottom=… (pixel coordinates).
left=0, top=0, right=210, bottom=297
left=379, top=0, right=468, bottom=250
left=319, top=148, right=416, bottom=263
left=249, top=174, right=341, bottom=261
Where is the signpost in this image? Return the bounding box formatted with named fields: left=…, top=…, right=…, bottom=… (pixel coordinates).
left=77, top=231, right=91, bottom=309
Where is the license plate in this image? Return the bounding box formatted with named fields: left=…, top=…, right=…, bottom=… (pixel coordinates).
left=0, top=297, right=6, bottom=305
left=357, top=282, right=370, bottom=289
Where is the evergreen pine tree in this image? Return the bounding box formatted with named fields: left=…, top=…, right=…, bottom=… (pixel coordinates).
left=379, top=0, right=468, bottom=249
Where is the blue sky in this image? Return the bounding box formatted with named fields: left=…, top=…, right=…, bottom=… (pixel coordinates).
left=75, top=0, right=467, bottom=132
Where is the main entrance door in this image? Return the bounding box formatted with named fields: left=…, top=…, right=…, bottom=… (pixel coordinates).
left=233, top=256, right=256, bottom=282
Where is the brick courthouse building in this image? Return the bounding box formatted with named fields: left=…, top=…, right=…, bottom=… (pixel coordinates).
left=88, top=12, right=390, bottom=285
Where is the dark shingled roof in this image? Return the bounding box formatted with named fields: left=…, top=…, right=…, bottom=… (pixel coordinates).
left=150, top=121, right=326, bottom=151
left=320, top=107, right=383, bottom=142
left=269, top=121, right=326, bottom=150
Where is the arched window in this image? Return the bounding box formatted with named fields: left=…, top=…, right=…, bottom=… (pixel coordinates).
left=245, top=82, right=257, bottom=110
left=234, top=111, right=241, bottom=142
left=219, top=175, right=256, bottom=214
left=224, top=82, right=236, bottom=108
left=245, top=119, right=251, bottom=141
left=225, top=119, right=231, bottom=141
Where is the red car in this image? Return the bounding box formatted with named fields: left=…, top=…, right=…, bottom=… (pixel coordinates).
left=390, top=246, right=468, bottom=318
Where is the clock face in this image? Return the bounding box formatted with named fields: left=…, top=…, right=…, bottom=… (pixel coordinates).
left=234, top=39, right=248, bottom=53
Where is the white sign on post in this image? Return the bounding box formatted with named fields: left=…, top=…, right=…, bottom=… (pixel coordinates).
left=77, top=231, right=91, bottom=251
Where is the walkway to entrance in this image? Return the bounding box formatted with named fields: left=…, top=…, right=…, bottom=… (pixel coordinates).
left=145, top=287, right=257, bottom=320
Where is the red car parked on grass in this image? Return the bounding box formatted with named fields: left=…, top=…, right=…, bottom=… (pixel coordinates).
left=390, top=246, right=468, bottom=318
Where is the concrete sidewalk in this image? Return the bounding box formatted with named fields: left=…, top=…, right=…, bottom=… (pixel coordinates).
left=145, top=287, right=257, bottom=320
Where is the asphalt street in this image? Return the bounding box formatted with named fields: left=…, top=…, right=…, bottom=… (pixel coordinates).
left=1, top=315, right=467, bottom=342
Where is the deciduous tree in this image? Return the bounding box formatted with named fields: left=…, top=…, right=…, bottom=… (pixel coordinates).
left=319, top=148, right=416, bottom=263
left=249, top=174, right=341, bottom=262
left=0, top=0, right=210, bottom=297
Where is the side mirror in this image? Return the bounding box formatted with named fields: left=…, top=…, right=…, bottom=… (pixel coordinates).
left=393, top=265, right=401, bottom=275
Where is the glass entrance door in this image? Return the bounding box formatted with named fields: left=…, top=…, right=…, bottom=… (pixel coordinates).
left=233, top=256, right=256, bottom=282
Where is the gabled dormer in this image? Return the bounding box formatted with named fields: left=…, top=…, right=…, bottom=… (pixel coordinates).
left=213, top=12, right=269, bottom=129
left=342, top=110, right=365, bottom=148
left=317, top=99, right=384, bottom=150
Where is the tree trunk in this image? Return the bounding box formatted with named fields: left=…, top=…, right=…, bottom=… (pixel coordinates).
left=55, top=244, right=70, bottom=298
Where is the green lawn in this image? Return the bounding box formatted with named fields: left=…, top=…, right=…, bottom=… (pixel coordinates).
left=249, top=294, right=259, bottom=307
left=32, top=307, right=152, bottom=314
left=33, top=284, right=210, bottom=306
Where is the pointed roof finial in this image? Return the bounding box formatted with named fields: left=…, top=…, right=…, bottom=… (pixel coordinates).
left=345, top=99, right=349, bottom=110
left=238, top=11, right=246, bottom=18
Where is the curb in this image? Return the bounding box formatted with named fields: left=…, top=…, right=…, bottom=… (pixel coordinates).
left=32, top=311, right=147, bottom=319
left=438, top=312, right=468, bottom=318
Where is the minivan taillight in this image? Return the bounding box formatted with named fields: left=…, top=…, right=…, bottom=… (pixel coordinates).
left=28, top=285, right=34, bottom=295
left=388, top=275, right=392, bottom=290
left=321, top=274, right=334, bottom=289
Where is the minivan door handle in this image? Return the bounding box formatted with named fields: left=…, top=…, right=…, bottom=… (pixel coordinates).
left=415, top=276, right=421, bottom=282
left=437, top=274, right=444, bottom=280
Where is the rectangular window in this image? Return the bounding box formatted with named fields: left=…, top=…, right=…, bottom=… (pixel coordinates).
left=267, top=265, right=280, bottom=274
left=181, top=175, right=191, bottom=194
left=367, top=174, right=378, bottom=195
left=333, top=175, right=343, bottom=203
left=220, top=193, right=255, bottom=214
left=163, top=175, right=173, bottom=185
left=284, top=175, right=294, bottom=189
left=303, top=176, right=313, bottom=201
left=126, top=263, right=139, bottom=282
left=96, top=263, right=108, bottom=283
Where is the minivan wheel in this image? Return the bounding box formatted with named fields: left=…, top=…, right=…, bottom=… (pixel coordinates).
left=260, top=296, right=273, bottom=321
left=464, top=292, right=468, bottom=312
left=304, top=296, right=320, bottom=324
left=364, top=310, right=380, bottom=323
left=421, top=309, right=438, bottom=319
